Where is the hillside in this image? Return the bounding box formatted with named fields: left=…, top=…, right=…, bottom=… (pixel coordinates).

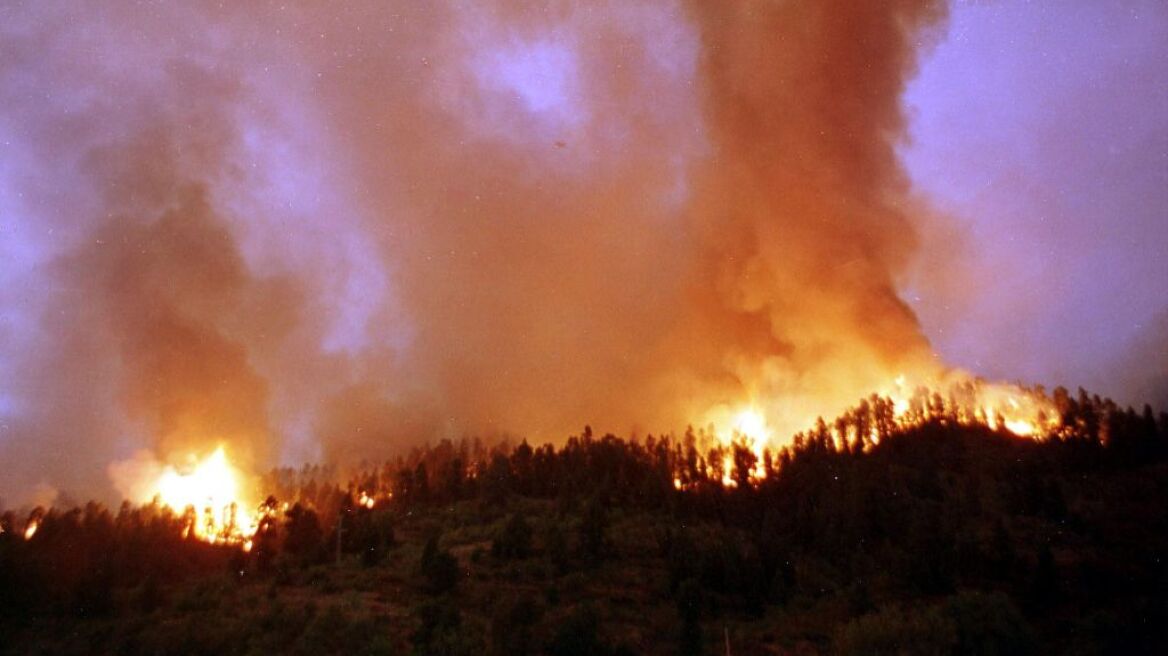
left=2, top=391, right=1166, bottom=655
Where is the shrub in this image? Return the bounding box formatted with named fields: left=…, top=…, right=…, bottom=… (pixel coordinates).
left=545, top=604, right=634, bottom=656
left=942, top=591, right=1036, bottom=655
left=420, top=535, right=460, bottom=594
left=835, top=591, right=1036, bottom=656
left=492, top=512, right=533, bottom=560
left=578, top=499, right=608, bottom=563
left=489, top=591, right=541, bottom=656
left=835, top=604, right=955, bottom=656
left=677, top=578, right=703, bottom=656
left=412, top=600, right=484, bottom=656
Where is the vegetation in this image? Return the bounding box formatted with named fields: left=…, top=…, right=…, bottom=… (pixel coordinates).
left=1, top=389, right=1166, bottom=654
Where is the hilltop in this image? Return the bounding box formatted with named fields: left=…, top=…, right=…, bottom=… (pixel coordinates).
left=2, top=390, right=1166, bottom=654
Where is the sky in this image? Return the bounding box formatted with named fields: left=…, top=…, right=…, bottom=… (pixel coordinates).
left=0, top=1, right=1165, bottom=505
left=903, top=0, right=1168, bottom=406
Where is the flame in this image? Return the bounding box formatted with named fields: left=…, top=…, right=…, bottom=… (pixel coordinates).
left=358, top=491, right=375, bottom=509
left=132, top=443, right=260, bottom=546
left=23, top=517, right=39, bottom=540
left=696, top=373, right=1060, bottom=487
left=732, top=408, right=769, bottom=443
left=721, top=453, right=736, bottom=488
left=698, top=405, right=772, bottom=487
left=880, top=374, right=1057, bottom=439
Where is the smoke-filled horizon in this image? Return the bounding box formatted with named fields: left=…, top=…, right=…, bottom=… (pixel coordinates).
left=1, top=1, right=1163, bottom=507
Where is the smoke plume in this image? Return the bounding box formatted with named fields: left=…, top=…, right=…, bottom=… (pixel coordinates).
left=0, top=1, right=949, bottom=503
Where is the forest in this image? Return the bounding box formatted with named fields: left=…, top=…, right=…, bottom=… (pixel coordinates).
left=2, top=388, right=1166, bottom=655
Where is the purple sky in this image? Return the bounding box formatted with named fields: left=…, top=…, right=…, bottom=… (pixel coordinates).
left=0, top=2, right=1166, bottom=504
left=904, top=0, right=1168, bottom=406
left=1, top=2, right=1165, bottom=415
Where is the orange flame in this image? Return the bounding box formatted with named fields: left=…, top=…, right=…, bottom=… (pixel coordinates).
left=358, top=491, right=376, bottom=509
left=699, top=373, right=1059, bottom=487
left=154, top=447, right=258, bottom=546
left=110, top=446, right=259, bottom=548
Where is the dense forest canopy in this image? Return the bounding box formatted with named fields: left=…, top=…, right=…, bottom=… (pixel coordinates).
left=3, top=389, right=1165, bottom=654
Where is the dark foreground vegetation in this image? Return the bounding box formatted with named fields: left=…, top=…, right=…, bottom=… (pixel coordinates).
left=2, top=389, right=1167, bottom=654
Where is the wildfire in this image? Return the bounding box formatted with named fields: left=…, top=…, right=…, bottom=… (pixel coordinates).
left=154, top=446, right=258, bottom=546
left=732, top=408, right=769, bottom=444
left=23, top=517, right=39, bottom=540
left=701, top=406, right=772, bottom=487
left=110, top=446, right=259, bottom=549
left=696, top=373, right=1060, bottom=488
left=358, top=490, right=376, bottom=509
left=880, top=373, right=1058, bottom=439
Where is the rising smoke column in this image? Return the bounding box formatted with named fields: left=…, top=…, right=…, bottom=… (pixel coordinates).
left=297, top=0, right=949, bottom=453
left=0, top=3, right=376, bottom=503
left=669, top=0, right=950, bottom=435
left=0, top=1, right=948, bottom=503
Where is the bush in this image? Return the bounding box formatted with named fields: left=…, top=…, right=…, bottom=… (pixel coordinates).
left=296, top=607, right=394, bottom=656
left=578, top=499, right=608, bottom=563
left=411, top=599, right=484, bottom=656
left=544, top=521, right=570, bottom=574
left=676, top=578, right=703, bottom=656
left=492, top=512, right=533, bottom=560
left=489, top=592, right=541, bottom=656
left=942, top=591, right=1036, bottom=655
left=546, top=604, right=633, bottom=656
left=420, top=535, right=460, bottom=594
left=356, top=509, right=396, bottom=567
left=547, top=605, right=604, bottom=656
left=283, top=504, right=325, bottom=566
left=835, top=605, right=955, bottom=656
left=835, top=591, right=1036, bottom=656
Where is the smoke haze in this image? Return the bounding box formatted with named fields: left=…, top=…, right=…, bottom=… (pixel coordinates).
left=2, top=0, right=1081, bottom=505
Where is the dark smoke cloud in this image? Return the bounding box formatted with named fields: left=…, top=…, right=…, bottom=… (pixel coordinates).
left=0, top=1, right=948, bottom=504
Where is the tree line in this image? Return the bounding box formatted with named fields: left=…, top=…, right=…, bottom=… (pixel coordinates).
left=2, top=387, right=1165, bottom=653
